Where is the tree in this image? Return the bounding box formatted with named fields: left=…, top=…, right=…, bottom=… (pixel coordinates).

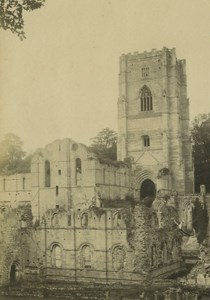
left=191, top=113, right=210, bottom=193
left=0, top=133, right=31, bottom=174
left=0, top=0, right=45, bottom=40
left=192, top=198, right=209, bottom=244
left=89, top=128, right=117, bottom=161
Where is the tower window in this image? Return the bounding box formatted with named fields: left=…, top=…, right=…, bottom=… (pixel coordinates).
left=56, top=186, right=59, bottom=196
left=76, top=158, right=82, bottom=174
left=45, top=160, right=51, bottom=187
left=141, top=67, right=149, bottom=77
left=140, top=85, right=153, bottom=111
left=58, top=169, right=61, bottom=175
left=143, top=135, right=150, bottom=147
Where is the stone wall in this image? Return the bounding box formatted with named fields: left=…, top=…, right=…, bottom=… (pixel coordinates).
left=0, top=174, right=31, bottom=207
left=30, top=138, right=133, bottom=220
left=0, top=197, right=184, bottom=286
left=0, top=205, right=32, bottom=285
left=19, top=200, right=183, bottom=285
left=117, top=47, right=194, bottom=194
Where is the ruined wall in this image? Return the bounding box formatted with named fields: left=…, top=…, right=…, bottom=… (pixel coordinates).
left=31, top=139, right=133, bottom=220
left=20, top=198, right=183, bottom=284
left=0, top=174, right=31, bottom=206
left=131, top=201, right=183, bottom=279
left=176, top=189, right=210, bottom=255
left=23, top=207, right=140, bottom=284
left=0, top=205, right=32, bottom=285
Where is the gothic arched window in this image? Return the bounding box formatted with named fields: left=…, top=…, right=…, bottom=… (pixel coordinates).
left=45, top=160, right=51, bottom=187
left=140, top=86, right=153, bottom=112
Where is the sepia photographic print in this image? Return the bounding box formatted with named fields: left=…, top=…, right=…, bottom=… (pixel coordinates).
left=0, top=0, right=210, bottom=299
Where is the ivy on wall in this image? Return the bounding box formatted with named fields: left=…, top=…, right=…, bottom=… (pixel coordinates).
left=192, top=198, right=209, bottom=244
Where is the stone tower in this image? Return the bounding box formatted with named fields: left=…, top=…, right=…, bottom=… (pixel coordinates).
left=117, top=47, right=194, bottom=199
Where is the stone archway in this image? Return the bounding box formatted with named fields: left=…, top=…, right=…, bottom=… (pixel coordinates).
left=140, top=179, right=156, bottom=206
left=10, top=264, right=17, bottom=283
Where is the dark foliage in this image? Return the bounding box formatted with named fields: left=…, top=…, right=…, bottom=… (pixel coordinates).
left=157, top=167, right=170, bottom=179
left=192, top=198, right=209, bottom=244
left=89, top=128, right=117, bottom=161
left=191, top=114, right=210, bottom=193
left=100, top=194, right=135, bottom=208
left=0, top=133, right=31, bottom=174
left=0, top=0, right=45, bottom=40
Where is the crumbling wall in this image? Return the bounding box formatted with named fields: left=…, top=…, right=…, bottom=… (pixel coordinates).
left=131, top=199, right=182, bottom=278
left=0, top=204, right=32, bottom=286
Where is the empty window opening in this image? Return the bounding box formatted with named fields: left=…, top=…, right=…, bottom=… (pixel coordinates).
left=113, top=247, right=125, bottom=271
left=140, top=86, right=153, bottom=111
left=81, top=213, right=88, bottom=228
left=58, top=169, right=61, bottom=175
left=45, top=160, right=51, bottom=187
left=10, top=264, right=17, bottom=283
left=22, top=177, right=25, bottom=190
left=76, top=158, right=82, bottom=173
left=143, top=135, right=150, bottom=147
left=56, top=186, right=59, bottom=196
left=81, top=245, right=92, bottom=269
left=117, top=213, right=122, bottom=227
left=140, top=179, right=156, bottom=206
left=68, top=215, right=72, bottom=226
left=52, top=245, right=62, bottom=267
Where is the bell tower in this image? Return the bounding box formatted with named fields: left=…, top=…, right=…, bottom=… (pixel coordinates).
left=117, top=47, right=194, bottom=196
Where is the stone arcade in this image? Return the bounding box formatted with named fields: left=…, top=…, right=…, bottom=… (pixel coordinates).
left=0, top=47, right=209, bottom=286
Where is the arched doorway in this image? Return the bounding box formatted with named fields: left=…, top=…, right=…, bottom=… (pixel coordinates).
left=140, top=179, right=156, bottom=206
left=10, top=264, right=17, bottom=283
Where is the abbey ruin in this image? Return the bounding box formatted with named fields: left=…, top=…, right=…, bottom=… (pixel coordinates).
left=0, top=47, right=209, bottom=288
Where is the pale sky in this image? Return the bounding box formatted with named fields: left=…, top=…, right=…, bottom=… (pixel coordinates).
left=0, top=0, right=210, bottom=153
